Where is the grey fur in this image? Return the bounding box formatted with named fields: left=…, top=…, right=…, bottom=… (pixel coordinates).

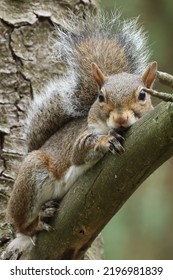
left=25, top=10, right=150, bottom=152
left=55, top=11, right=150, bottom=74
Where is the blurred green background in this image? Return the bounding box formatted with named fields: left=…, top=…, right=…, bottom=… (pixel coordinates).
left=100, top=0, right=173, bottom=259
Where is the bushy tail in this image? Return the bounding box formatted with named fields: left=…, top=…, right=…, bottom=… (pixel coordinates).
left=55, top=10, right=150, bottom=76
left=26, top=10, right=150, bottom=152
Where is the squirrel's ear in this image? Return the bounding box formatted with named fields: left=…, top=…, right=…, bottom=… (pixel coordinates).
left=142, top=61, right=157, bottom=88
left=91, top=62, right=107, bottom=88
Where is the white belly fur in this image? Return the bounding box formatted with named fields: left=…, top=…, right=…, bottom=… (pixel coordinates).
left=53, top=163, right=93, bottom=199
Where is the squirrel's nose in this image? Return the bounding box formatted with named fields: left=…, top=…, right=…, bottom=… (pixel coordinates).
left=116, top=116, right=128, bottom=126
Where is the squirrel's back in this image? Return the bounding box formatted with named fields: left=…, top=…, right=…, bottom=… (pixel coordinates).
left=26, top=11, right=150, bottom=152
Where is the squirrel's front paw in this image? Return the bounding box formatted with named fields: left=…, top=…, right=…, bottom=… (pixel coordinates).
left=95, top=130, right=125, bottom=155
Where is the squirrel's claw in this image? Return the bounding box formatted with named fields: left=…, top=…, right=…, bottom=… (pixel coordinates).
left=95, top=132, right=125, bottom=155
left=107, top=130, right=125, bottom=155
left=42, top=222, right=55, bottom=232
left=109, top=129, right=125, bottom=143
left=108, top=138, right=125, bottom=155
left=115, top=133, right=125, bottom=143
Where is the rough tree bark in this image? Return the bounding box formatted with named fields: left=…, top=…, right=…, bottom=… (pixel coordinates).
left=0, top=0, right=102, bottom=260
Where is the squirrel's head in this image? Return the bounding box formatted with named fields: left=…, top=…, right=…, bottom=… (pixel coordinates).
left=89, top=62, right=157, bottom=133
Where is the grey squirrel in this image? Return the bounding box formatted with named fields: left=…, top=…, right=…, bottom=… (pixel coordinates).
left=6, top=12, right=157, bottom=243
left=25, top=12, right=153, bottom=152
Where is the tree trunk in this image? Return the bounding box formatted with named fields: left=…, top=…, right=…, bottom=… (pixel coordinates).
left=0, top=0, right=102, bottom=260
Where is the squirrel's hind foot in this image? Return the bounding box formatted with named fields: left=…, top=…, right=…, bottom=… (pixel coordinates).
left=40, top=199, right=59, bottom=219
left=38, top=199, right=59, bottom=232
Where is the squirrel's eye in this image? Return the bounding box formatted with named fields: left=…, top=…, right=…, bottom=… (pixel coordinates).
left=98, top=92, right=105, bottom=103
left=138, top=89, right=146, bottom=101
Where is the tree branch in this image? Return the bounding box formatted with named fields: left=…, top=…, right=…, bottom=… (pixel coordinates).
left=157, top=71, right=173, bottom=88
left=143, top=88, right=173, bottom=102
left=143, top=71, right=173, bottom=102
left=19, top=101, right=173, bottom=259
